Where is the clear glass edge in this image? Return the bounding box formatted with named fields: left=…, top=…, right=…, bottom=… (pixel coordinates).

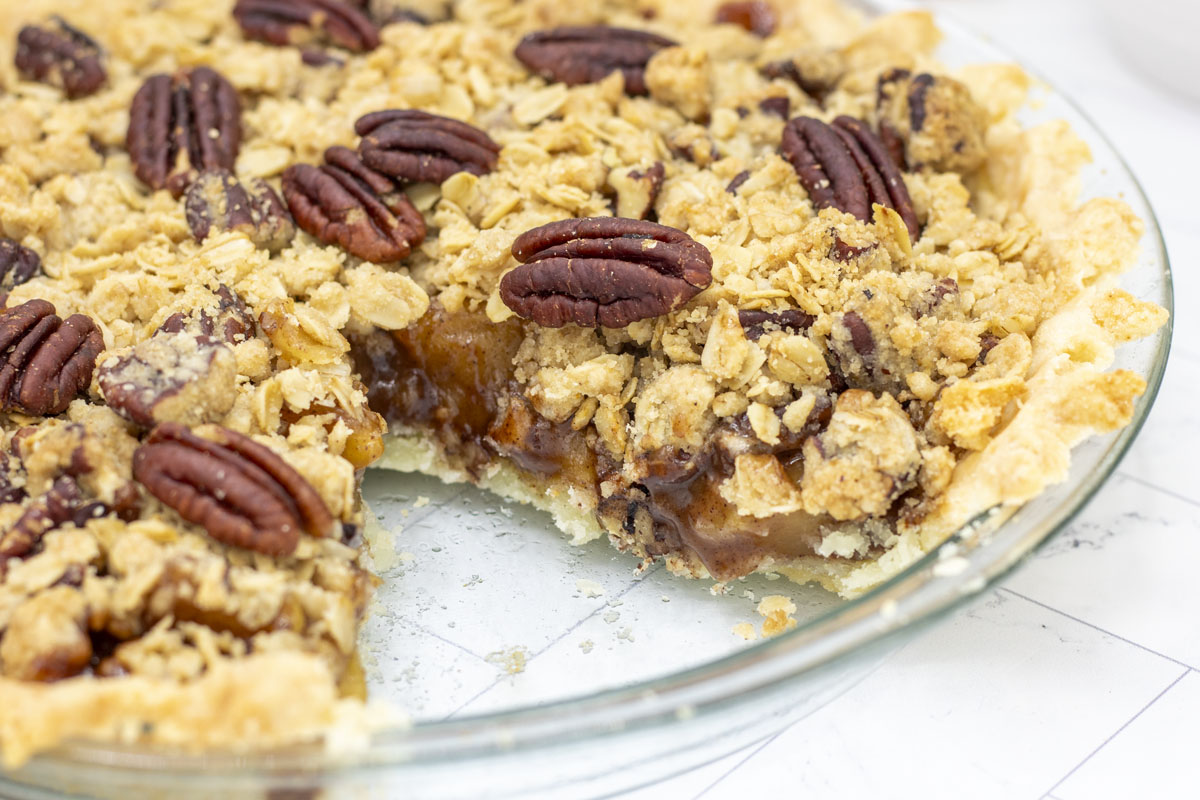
left=17, top=4, right=1176, bottom=778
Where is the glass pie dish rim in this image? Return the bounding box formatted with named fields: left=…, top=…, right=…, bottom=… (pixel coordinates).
left=6, top=3, right=1175, bottom=785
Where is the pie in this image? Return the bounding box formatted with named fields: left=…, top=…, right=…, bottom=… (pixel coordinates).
left=0, top=0, right=1167, bottom=765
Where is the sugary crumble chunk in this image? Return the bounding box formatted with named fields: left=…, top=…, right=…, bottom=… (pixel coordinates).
left=801, top=390, right=922, bottom=521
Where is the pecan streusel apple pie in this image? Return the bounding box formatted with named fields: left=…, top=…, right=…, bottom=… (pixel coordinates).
left=0, top=0, right=1166, bottom=763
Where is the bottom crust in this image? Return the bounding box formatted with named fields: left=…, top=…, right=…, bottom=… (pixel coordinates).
left=376, top=430, right=950, bottom=598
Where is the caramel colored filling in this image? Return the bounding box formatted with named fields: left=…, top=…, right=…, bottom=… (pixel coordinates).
left=351, top=308, right=873, bottom=581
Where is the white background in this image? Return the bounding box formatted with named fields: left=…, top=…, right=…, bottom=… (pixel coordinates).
left=632, top=0, right=1200, bottom=797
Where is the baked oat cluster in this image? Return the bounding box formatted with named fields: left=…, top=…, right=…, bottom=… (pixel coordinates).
left=0, top=0, right=1167, bottom=763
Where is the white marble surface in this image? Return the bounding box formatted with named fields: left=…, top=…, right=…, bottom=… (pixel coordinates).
left=633, top=1, right=1200, bottom=797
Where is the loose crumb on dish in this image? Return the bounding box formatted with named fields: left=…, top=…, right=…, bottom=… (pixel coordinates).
left=575, top=578, right=605, bottom=598
left=486, top=646, right=529, bottom=674
left=757, top=595, right=798, bottom=638
left=732, top=622, right=757, bottom=641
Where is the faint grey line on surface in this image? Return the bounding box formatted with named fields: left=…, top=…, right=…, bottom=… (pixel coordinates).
left=1042, top=667, right=1190, bottom=798
left=999, top=587, right=1198, bottom=671
left=687, top=734, right=781, bottom=800
left=1117, top=472, right=1200, bottom=512
left=440, top=565, right=661, bottom=720
left=692, top=644, right=904, bottom=799
left=529, top=563, right=662, bottom=660
left=412, top=621, right=494, bottom=664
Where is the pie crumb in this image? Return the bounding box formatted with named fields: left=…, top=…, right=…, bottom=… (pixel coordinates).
left=757, top=595, right=799, bottom=638
left=575, top=578, right=605, bottom=598
left=732, top=622, right=757, bottom=641
left=486, top=647, right=529, bottom=675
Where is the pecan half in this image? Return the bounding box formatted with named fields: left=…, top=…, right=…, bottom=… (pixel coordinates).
left=356, top=110, right=500, bottom=185
left=15, top=17, right=106, bottom=99
left=283, top=146, right=426, bottom=262
left=0, top=300, right=104, bottom=416
left=98, top=334, right=238, bottom=428
left=0, top=239, right=41, bottom=290
left=132, top=423, right=335, bottom=556
left=514, top=26, right=677, bottom=96
left=878, top=120, right=908, bottom=173
left=126, top=67, right=242, bottom=197
left=158, top=285, right=256, bottom=345
left=184, top=169, right=295, bottom=252
left=781, top=115, right=919, bottom=239
left=232, top=0, right=380, bottom=52
left=500, top=217, right=713, bottom=329
left=715, top=2, right=777, bottom=37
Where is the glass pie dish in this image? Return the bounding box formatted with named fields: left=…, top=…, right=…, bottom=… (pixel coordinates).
left=0, top=6, right=1172, bottom=800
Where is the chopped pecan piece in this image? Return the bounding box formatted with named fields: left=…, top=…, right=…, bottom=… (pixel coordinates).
left=0, top=300, right=104, bottom=417
left=158, top=285, right=256, bottom=345
left=0, top=239, right=41, bottom=290
left=283, top=146, right=426, bottom=262
left=368, top=0, right=445, bottom=25
left=877, top=70, right=987, bottom=174
left=738, top=308, right=815, bottom=340
left=514, top=26, right=677, bottom=96
left=126, top=67, right=242, bottom=197
left=98, top=334, right=238, bottom=429
left=184, top=169, right=296, bottom=252
left=0, top=452, right=26, bottom=505
left=762, top=49, right=843, bottom=104
left=829, top=233, right=874, bottom=263
left=15, top=17, right=106, bottom=99
left=725, top=170, right=751, bottom=195
left=0, top=477, right=103, bottom=560
left=356, top=109, right=501, bottom=184
left=233, top=0, right=380, bottom=52
left=132, top=423, right=335, bottom=556
left=608, top=162, right=664, bottom=220
left=758, top=96, right=790, bottom=119
left=781, top=115, right=919, bottom=239
left=917, top=277, right=959, bottom=317
left=714, top=2, right=777, bottom=37
left=842, top=310, right=876, bottom=357
left=500, top=217, right=713, bottom=329
left=300, top=48, right=345, bottom=67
